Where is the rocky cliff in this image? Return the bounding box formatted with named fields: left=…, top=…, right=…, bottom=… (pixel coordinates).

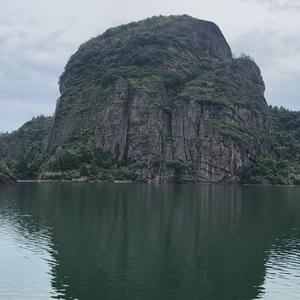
left=45, top=15, right=270, bottom=183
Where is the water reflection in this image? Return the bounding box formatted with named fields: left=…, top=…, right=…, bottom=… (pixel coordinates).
left=0, top=183, right=300, bottom=299
left=257, top=237, right=300, bottom=299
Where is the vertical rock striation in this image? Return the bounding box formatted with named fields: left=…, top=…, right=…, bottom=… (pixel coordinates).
left=47, top=15, right=270, bottom=182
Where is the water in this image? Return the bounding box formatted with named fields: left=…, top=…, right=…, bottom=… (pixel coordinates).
left=0, top=183, right=300, bottom=300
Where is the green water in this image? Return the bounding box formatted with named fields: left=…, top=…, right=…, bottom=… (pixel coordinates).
left=0, top=183, right=300, bottom=300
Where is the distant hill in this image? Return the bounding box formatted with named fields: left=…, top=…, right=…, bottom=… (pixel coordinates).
left=241, top=107, right=300, bottom=184
left=0, top=116, right=53, bottom=179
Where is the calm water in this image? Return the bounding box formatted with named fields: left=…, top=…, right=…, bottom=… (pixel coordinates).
left=0, top=183, right=300, bottom=300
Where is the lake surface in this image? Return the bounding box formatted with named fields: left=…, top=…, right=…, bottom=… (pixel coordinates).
left=0, top=183, right=300, bottom=300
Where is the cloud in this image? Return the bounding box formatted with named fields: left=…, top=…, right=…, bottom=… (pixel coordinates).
left=242, top=0, right=300, bottom=10
left=232, top=30, right=300, bottom=109
left=0, top=99, right=54, bottom=133
left=0, top=12, right=79, bottom=132
left=232, top=29, right=300, bottom=80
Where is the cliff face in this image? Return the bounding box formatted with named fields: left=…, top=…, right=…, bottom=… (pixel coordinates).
left=46, top=15, right=270, bottom=183
left=0, top=172, right=16, bottom=184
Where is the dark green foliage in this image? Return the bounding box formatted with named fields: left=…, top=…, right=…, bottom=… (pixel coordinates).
left=0, top=116, right=53, bottom=179
left=79, top=164, right=89, bottom=176
left=178, top=58, right=266, bottom=112
left=94, top=149, right=116, bottom=168
left=242, top=106, right=300, bottom=185
left=211, top=120, right=255, bottom=144
left=40, top=141, right=139, bottom=181
left=151, top=159, right=194, bottom=173
left=271, top=106, right=300, bottom=140
left=112, top=165, right=138, bottom=181
left=0, top=116, right=53, bottom=157
left=241, top=156, right=300, bottom=185
left=0, top=159, right=14, bottom=177
left=58, top=150, right=80, bottom=171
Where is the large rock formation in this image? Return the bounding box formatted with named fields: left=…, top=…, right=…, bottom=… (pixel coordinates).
left=45, top=15, right=270, bottom=183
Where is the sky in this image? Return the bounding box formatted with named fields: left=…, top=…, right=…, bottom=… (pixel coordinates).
left=0, top=0, right=299, bottom=132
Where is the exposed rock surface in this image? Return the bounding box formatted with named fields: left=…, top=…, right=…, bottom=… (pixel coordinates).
left=0, top=172, right=17, bottom=184
left=46, top=15, right=270, bottom=183
left=0, top=161, right=17, bottom=184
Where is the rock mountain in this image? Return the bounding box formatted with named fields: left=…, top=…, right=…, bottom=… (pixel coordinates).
left=1, top=15, right=274, bottom=183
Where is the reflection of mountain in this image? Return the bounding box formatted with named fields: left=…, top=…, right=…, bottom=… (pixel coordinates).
left=1, top=184, right=300, bottom=300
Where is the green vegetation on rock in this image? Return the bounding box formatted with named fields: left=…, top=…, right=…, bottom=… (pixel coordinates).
left=0, top=116, right=53, bottom=179
left=242, top=107, right=300, bottom=185
left=0, top=16, right=299, bottom=184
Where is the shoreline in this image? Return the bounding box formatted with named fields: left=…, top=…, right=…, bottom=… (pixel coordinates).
left=17, top=179, right=134, bottom=184
left=15, top=179, right=300, bottom=187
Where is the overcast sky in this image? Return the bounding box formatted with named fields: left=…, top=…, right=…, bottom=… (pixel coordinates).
left=1, top=0, right=299, bottom=132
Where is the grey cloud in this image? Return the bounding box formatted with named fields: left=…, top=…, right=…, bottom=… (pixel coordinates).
left=0, top=13, right=79, bottom=131
left=232, top=29, right=300, bottom=108
left=242, top=0, right=300, bottom=10
left=0, top=99, right=53, bottom=133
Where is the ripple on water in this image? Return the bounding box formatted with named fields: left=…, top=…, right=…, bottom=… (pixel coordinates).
left=256, top=237, right=300, bottom=300
left=0, top=212, right=59, bottom=300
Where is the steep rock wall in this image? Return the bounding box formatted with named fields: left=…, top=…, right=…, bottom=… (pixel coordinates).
left=46, top=15, right=270, bottom=182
